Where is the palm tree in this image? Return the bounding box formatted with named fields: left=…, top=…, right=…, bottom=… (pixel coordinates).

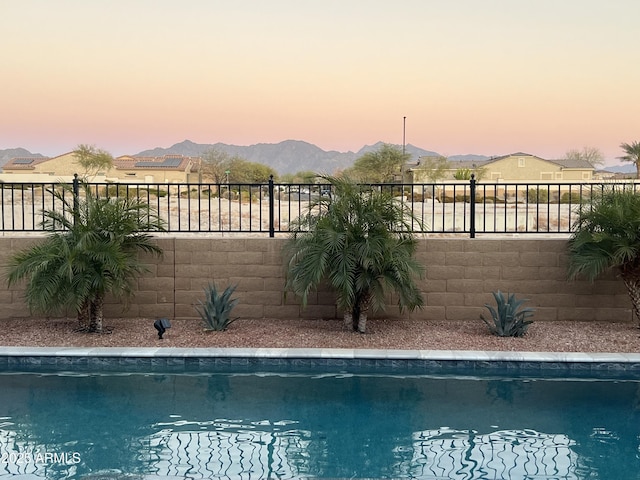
left=283, top=176, right=424, bottom=333
left=567, top=186, right=640, bottom=324
left=618, top=141, right=640, bottom=179
left=7, top=181, right=165, bottom=332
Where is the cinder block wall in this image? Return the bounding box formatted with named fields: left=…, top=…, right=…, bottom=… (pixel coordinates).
left=0, top=237, right=633, bottom=323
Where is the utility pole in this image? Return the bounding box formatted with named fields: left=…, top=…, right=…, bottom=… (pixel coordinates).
left=401, top=116, right=407, bottom=183
left=402, top=116, right=406, bottom=156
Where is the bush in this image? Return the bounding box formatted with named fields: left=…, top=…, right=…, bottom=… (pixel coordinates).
left=560, top=192, right=581, bottom=204
left=195, top=283, right=239, bottom=331
left=527, top=188, right=549, bottom=204
left=481, top=291, right=535, bottom=337
left=144, top=188, right=168, bottom=198
left=453, top=168, right=473, bottom=180
left=180, top=188, right=200, bottom=198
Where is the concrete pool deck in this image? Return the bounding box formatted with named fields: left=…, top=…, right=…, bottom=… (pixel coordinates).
left=1, top=347, right=640, bottom=378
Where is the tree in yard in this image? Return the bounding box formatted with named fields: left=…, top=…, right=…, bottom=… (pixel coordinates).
left=200, top=148, right=234, bottom=184
left=283, top=176, right=424, bottom=333
left=564, top=146, right=604, bottom=168
left=226, top=157, right=277, bottom=183
left=280, top=170, right=318, bottom=184
left=7, top=181, right=165, bottom=333
left=453, top=164, right=487, bottom=181
left=347, top=144, right=410, bottom=183
left=418, top=155, right=450, bottom=182
left=618, top=141, right=640, bottom=179
left=73, top=144, right=114, bottom=180
left=567, top=187, right=640, bottom=325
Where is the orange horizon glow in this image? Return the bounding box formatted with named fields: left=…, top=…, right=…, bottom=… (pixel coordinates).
left=2, top=0, right=638, bottom=165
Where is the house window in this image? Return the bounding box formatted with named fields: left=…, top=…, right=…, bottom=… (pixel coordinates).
left=582, top=172, right=591, bottom=180
left=490, top=172, right=502, bottom=180
left=555, top=172, right=563, bottom=180
left=540, top=172, right=553, bottom=180
left=518, top=158, right=525, bottom=167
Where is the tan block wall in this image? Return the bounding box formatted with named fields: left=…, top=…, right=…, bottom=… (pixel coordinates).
left=0, top=237, right=633, bottom=323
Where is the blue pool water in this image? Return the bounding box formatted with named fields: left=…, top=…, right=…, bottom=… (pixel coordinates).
left=0, top=369, right=639, bottom=479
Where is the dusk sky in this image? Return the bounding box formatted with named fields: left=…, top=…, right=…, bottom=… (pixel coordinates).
left=2, top=0, right=638, bottom=165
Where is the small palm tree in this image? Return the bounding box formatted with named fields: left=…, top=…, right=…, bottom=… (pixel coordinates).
left=7, top=181, right=165, bottom=332
left=618, top=141, right=640, bottom=179
left=567, top=186, right=640, bottom=324
left=283, top=176, right=424, bottom=333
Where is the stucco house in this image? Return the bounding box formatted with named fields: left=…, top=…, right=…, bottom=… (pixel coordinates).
left=3, top=153, right=201, bottom=183
left=411, top=152, right=595, bottom=183
left=112, top=155, right=201, bottom=183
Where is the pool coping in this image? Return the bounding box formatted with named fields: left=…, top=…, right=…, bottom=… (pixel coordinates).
left=2, top=347, right=640, bottom=378
left=0, top=346, right=639, bottom=363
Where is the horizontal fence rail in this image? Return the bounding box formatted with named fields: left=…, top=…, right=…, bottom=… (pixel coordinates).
left=1, top=177, right=638, bottom=237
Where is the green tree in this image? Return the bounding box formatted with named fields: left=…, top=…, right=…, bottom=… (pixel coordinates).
left=418, top=155, right=450, bottom=182
left=348, top=144, right=410, bottom=183
left=283, top=176, right=424, bottom=333
left=7, top=182, right=165, bottom=333
left=73, top=144, right=113, bottom=179
left=565, top=146, right=604, bottom=168
left=618, top=141, right=640, bottom=179
left=289, top=170, right=319, bottom=184
left=227, top=157, right=276, bottom=183
left=567, top=187, right=640, bottom=324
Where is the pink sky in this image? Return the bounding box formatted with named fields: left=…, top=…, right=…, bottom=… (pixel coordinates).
left=2, top=0, right=638, bottom=166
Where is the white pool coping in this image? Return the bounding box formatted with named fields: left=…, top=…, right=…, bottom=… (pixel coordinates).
left=0, top=346, right=639, bottom=363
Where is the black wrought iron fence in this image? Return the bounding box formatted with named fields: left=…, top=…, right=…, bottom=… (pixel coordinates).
left=1, top=176, right=638, bottom=237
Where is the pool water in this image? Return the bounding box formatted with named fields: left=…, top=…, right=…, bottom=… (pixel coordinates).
left=0, top=370, right=639, bottom=479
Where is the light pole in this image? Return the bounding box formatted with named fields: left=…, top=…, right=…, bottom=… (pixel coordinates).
left=402, top=116, right=406, bottom=156
left=401, top=116, right=406, bottom=183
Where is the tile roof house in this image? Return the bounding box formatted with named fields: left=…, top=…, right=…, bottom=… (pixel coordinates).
left=113, top=155, right=201, bottom=183
left=3, top=153, right=201, bottom=183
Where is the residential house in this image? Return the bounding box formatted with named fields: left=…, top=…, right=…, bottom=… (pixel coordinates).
left=112, top=155, right=201, bottom=183
left=2, top=153, right=201, bottom=183
left=410, top=152, right=594, bottom=183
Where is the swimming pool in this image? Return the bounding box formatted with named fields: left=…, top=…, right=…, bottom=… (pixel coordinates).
left=1, top=347, right=639, bottom=479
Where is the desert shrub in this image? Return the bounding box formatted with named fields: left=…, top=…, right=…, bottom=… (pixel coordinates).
left=481, top=291, right=535, bottom=337
left=560, top=192, right=582, bottom=204
left=237, top=188, right=262, bottom=203
left=179, top=188, right=200, bottom=198
left=145, top=188, right=168, bottom=198
left=527, top=188, right=549, bottom=204
left=195, top=283, right=239, bottom=331
left=103, top=185, right=156, bottom=199
left=453, top=168, right=473, bottom=180
left=200, top=188, right=220, bottom=198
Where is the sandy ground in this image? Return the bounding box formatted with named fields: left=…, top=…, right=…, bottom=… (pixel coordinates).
left=1, top=316, right=639, bottom=353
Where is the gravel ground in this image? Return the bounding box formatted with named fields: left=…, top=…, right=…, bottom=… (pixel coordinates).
left=1, top=317, right=639, bottom=353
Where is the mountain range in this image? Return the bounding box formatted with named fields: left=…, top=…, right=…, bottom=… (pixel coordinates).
left=135, top=139, right=485, bottom=175
left=1, top=140, right=635, bottom=175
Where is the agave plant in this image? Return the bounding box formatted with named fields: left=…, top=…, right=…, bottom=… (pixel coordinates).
left=195, top=283, right=239, bottom=331
left=481, top=291, right=535, bottom=337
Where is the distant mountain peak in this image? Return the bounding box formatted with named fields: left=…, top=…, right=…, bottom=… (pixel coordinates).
left=1, top=141, right=493, bottom=175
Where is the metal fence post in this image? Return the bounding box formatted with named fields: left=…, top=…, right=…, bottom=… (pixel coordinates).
left=72, top=173, right=80, bottom=226
left=268, top=175, right=275, bottom=237
left=470, top=174, right=476, bottom=238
